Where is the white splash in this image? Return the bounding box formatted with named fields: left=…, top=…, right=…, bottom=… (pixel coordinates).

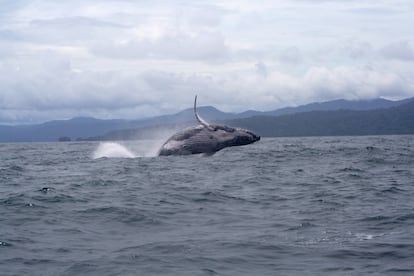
left=91, top=127, right=179, bottom=159
left=92, top=142, right=136, bottom=159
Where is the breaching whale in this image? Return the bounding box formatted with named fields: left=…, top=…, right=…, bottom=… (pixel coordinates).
left=157, top=96, right=260, bottom=156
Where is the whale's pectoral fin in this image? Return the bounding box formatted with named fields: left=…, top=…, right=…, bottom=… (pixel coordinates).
left=194, top=95, right=215, bottom=131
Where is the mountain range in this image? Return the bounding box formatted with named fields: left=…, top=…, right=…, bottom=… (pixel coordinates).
left=0, top=97, right=413, bottom=142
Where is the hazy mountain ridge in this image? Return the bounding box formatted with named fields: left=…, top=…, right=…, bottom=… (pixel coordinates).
left=229, top=100, right=414, bottom=137
left=0, top=97, right=413, bottom=142
left=86, top=99, right=414, bottom=141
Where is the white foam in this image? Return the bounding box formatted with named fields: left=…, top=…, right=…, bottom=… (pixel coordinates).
left=91, top=127, right=179, bottom=159
left=355, top=233, right=376, bottom=240
left=92, top=142, right=136, bottom=159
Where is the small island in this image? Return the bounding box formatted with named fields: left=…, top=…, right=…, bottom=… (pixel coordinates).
left=58, top=136, right=71, bottom=142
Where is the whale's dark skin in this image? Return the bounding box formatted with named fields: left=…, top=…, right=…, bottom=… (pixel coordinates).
left=158, top=96, right=260, bottom=156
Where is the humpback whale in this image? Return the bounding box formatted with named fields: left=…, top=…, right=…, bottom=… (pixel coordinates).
left=158, top=96, right=260, bottom=156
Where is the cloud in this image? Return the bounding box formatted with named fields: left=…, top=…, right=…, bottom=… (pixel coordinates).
left=92, top=30, right=230, bottom=61
left=0, top=54, right=413, bottom=124
left=277, top=47, right=303, bottom=64
left=342, top=40, right=374, bottom=59
left=380, top=41, right=414, bottom=61
left=1, top=0, right=414, bottom=124
left=255, top=61, right=268, bottom=77
left=186, top=3, right=227, bottom=27
left=303, top=65, right=411, bottom=100
left=0, top=40, right=16, bottom=58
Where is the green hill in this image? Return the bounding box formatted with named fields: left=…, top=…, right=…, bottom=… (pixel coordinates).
left=229, top=100, right=414, bottom=137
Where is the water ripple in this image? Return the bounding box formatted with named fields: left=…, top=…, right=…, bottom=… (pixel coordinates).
left=1, top=136, right=413, bottom=275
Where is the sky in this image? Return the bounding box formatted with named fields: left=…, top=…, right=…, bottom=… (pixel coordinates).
left=0, top=0, right=414, bottom=124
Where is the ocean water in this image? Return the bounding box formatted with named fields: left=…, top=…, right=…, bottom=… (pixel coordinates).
left=1, top=136, right=414, bottom=275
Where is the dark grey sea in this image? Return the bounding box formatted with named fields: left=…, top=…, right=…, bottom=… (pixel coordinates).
left=1, top=136, right=413, bottom=275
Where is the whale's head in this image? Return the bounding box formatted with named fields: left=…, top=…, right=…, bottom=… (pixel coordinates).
left=209, top=125, right=260, bottom=148
left=236, top=128, right=261, bottom=145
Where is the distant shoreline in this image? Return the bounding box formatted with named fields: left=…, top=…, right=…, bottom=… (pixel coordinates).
left=1, top=97, right=413, bottom=143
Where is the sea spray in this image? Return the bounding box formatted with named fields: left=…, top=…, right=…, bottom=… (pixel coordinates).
left=92, top=142, right=136, bottom=159
left=91, top=126, right=181, bottom=158
left=92, top=139, right=168, bottom=158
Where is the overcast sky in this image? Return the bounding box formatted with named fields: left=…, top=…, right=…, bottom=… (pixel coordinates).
left=1, top=0, right=413, bottom=124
